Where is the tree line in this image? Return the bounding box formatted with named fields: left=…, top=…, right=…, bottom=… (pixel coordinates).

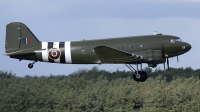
left=0, top=67, right=199, bottom=112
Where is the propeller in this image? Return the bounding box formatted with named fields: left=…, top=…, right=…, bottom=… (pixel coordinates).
left=162, top=44, right=169, bottom=70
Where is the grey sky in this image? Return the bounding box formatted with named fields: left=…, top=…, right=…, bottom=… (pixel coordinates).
left=0, top=0, right=199, bottom=76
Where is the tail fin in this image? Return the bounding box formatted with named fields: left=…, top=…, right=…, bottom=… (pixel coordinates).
left=5, top=22, right=40, bottom=54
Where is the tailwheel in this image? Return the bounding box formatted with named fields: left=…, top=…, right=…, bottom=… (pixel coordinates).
left=28, top=63, right=33, bottom=69
left=28, top=60, right=37, bottom=69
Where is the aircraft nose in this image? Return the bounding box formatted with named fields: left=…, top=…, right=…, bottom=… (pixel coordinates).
left=183, top=43, right=192, bottom=51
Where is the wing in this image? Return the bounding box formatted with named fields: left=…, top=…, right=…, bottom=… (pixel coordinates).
left=94, top=46, right=143, bottom=63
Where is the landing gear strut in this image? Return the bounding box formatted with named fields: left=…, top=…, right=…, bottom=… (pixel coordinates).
left=125, top=63, right=148, bottom=82
left=28, top=60, right=37, bottom=69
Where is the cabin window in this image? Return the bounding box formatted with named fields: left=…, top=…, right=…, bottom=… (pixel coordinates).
left=170, top=39, right=175, bottom=43
left=81, top=50, right=86, bottom=54
left=119, top=47, right=124, bottom=50
left=91, top=49, right=95, bottom=52
left=138, top=45, right=143, bottom=48
left=129, top=45, right=133, bottom=49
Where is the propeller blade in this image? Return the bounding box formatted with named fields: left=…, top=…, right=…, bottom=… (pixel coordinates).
left=167, top=58, right=169, bottom=70
left=164, top=62, right=166, bottom=70
left=177, top=56, right=179, bottom=63
left=162, top=44, right=166, bottom=70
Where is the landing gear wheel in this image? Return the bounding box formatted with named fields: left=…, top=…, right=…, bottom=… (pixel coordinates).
left=28, top=63, right=33, bottom=69
left=140, top=71, right=148, bottom=82
left=125, top=64, right=148, bottom=82
left=133, top=71, right=142, bottom=82
left=133, top=71, right=148, bottom=82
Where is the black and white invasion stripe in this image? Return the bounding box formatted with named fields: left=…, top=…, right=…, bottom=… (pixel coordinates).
left=41, top=42, right=72, bottom=63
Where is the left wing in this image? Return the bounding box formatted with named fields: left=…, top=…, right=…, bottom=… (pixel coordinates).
left=94, top=46, right=143, bottom=63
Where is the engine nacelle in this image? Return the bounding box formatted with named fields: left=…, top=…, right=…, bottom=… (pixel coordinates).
left=134, top=49, right=163, bottom=67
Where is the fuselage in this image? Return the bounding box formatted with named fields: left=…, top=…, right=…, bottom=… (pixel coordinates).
left=32, top=34, right=191, bottom=66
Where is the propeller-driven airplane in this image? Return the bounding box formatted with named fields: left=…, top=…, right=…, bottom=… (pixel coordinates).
left=5, top=22, right=191, bottom=82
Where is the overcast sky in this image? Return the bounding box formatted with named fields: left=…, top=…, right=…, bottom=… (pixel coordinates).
left=0, top=0, right=199, bottom=77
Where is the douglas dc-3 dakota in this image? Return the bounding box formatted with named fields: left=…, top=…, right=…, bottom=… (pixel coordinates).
left=5, top=22, right=191, bottom=82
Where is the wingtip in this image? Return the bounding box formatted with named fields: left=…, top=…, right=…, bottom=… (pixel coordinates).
left=3, top=54, right=9, bottom=56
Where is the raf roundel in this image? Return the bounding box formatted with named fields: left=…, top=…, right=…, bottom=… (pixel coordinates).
left=48, top=48, right=61, bottom=60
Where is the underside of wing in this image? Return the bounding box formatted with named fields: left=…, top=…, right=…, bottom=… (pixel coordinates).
left=94, top=46, right=143, bottom=63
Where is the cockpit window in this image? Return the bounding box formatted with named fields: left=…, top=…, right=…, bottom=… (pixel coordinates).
left=175, top=39, right=182, bottom=42
left=170, top=39, right=182, bottom=43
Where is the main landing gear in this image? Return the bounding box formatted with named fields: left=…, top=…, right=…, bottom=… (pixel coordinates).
left=125, top=63, right=148, bottom=82
left=28, top=60, right=37, bottom=69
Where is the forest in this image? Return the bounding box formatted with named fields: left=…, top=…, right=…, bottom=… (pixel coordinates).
left=0, top=67, right=199, bottom=112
